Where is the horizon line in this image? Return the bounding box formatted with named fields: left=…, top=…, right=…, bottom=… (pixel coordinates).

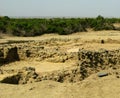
left=1, top=15, right=120, bottom=19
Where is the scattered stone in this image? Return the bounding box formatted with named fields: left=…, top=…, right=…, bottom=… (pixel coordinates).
left=29, top=87, right=35, bottom=90
left=0, top=67, right=38, bottom=84
left=116, top=75, right=120, bottom=78
left=97, top=72, right=108, bottom=77
left=18, top=67, right=38, bottom=84
left=101, top=39, right=105, bottom=44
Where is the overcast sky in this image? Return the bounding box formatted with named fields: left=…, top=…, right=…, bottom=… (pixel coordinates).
left=0, top=0, right=120, bottom=18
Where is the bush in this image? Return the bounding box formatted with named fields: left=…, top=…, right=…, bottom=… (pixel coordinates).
left=0, top=15, right=118, bottom=36
left=93, top=15, right=115, bottom=31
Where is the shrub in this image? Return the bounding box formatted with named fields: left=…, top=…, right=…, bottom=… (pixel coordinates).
left=0, top=15, right=118, bottom=36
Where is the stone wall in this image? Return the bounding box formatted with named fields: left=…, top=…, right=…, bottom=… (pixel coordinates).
left=78, top=49, right=120, bottom=79
left=0, top=47, right=20, bottom=65
left=0, top=43, right=77, bottom=65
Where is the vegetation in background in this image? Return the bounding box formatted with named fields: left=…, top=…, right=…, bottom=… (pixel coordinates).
left=0, top=15, right=120, bottom=36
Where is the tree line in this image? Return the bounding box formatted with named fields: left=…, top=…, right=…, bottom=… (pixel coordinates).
left=0, top=15, right=120, bottom=37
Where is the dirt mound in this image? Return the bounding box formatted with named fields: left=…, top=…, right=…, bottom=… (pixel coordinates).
left=1, top=77, right=120, bottom=98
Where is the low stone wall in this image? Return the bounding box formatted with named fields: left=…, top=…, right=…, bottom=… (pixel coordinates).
left=78, top=49, right=120, bottom=79
left=0, top=67, right=38, bottom=84
left=0, top=47, right=20, bottom=64
left=0, top=43, right=77, bottom=65
left=36, top=49, right=120, bottom=83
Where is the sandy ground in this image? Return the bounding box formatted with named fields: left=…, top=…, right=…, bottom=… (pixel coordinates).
left=0, top=30, right=120, bottom=42
left=1, top=75, right=120, bottom=98
left=1, top=30, right=120, bottom=50
left=0, top=30, right=120, bottom=98
left=0, top=61, right=73, bottom=73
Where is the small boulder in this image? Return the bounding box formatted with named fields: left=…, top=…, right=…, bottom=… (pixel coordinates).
left=97, top=72, right=108, bottom=77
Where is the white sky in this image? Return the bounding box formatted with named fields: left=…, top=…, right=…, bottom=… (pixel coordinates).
left=0, top=0, right=120, bottom=18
